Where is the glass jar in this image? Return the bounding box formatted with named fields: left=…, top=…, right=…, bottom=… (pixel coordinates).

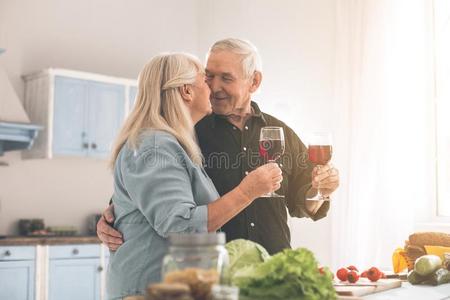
left=161, top=233, right=230, bottom=299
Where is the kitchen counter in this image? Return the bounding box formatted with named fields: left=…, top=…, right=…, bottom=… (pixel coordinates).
left=0, top=235, right=101, bottom=245
left=363, top=282, right=450, bottom=300
left=338, top=282, right=450, bottom=299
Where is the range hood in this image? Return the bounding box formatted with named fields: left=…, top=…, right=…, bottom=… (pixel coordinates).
left=0, top=48, right=41, bottom=156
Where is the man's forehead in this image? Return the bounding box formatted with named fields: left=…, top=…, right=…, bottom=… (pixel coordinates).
left=206, top=51, right=242, bottom=75
left=205, top=68, right=234, bottom=77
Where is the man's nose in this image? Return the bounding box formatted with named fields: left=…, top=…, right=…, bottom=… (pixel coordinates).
left=207, top=77, right=221, bottom=93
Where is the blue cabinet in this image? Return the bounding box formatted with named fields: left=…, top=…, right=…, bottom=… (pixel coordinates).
left=53, top=77, right=89, bottom=156
left=52, top=76, right=125, bottom=158
left=23, top=69, right=136, bottom=159
left=49, top=258, right=100, bottom=300
left=129, top=86, right=138, bottom=110
left=0, top=246, right=35, bottom=300
left=87, top=81, right=126, bottom=158
left=48, top=244, right=101, bottom=300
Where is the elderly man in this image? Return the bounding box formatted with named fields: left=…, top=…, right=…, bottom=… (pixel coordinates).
left=97, top=38, right=339, bottom=255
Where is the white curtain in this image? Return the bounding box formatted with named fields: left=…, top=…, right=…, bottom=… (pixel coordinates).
left=331, top=0, right=435, bottom=270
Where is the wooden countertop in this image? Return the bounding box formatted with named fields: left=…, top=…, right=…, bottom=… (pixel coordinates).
left=0, top=236, right=101, bottom=246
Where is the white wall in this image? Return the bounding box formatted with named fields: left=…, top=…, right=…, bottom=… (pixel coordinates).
left=0, top=152, right=113, bottom=234
left=0, top=0, right=336, bottom=265
left=0, top=0, right=201, bottom=99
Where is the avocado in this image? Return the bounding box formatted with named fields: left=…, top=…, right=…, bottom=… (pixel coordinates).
left=407, top=270, right=427, bottom=285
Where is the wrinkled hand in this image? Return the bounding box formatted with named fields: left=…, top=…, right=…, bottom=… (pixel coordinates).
left=96, top=204, right=123, bottom=251
left=239, top=163, right=283, bottom=199
left=311, top=164, right=339, bottom=197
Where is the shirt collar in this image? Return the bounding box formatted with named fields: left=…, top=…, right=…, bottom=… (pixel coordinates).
left=211, top=101, right=267, bottom=128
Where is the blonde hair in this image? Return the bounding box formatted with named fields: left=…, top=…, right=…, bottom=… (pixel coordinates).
left=207, top=38, right=262, bottom=78
left=109, top=53, right=204, bottom=169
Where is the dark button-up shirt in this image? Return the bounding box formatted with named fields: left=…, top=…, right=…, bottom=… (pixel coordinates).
left=195, top=101, right=330, bottom=254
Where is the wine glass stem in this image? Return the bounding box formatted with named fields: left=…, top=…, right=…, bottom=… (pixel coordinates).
left=268, top=160, right=279, bottom=197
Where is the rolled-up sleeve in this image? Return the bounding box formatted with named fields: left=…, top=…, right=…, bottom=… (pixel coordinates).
left=122, top=139, right=208, bottom=238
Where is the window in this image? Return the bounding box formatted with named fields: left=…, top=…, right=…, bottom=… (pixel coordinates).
left=434, top=0, right=450, bottom=217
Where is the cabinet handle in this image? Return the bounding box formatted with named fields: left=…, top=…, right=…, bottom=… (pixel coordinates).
left=91, top=143, right=97, bottom=150
left=83, top=143, right=89, bottom=149
left=97, top=266, right=103, bottom=272
left=4, top=250, right=11, bottom=256
left=72, top=248, right=79, bottom=255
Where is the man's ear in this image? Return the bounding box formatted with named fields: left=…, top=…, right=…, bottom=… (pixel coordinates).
left=249, top=71, right=262, bottom=93
left=179, top=84, right=193, bottom=103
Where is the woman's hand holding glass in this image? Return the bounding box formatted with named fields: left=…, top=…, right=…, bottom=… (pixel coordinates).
left=238, top=163, right=283, bottom=200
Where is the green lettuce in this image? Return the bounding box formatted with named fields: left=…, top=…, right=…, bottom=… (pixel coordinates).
left=225, top=239, right=270, bottom=277
left=232, top=248, right=336, bottom=300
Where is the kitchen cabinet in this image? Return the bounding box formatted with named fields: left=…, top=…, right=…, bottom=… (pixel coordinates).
left=0, top=246, right=36, bottom=300
left=129, top=85, right=138, bottom=110
left=51, top=76, right=88, bottom=156
left=0, top=238, right=111, bottom=300
left=22, top=69, right=137, bottom=159
left=48, top=244, right=102, bottom=300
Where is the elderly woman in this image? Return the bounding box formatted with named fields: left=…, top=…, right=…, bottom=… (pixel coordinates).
left=106, top=53, right=282, bottom=299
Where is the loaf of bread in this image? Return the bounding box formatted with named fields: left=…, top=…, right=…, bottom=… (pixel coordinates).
left=403, top=232, right=450, bottom=271
left=409, top=232, right=450, bottom=248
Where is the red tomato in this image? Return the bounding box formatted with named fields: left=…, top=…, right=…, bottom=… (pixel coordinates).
left=336, top=268, right=349, bottom=281
left=347, top=265, right=359, bottom=272
left=347, top=270, right=360, bottom=283
left=367, top=267, right=381, bottom=282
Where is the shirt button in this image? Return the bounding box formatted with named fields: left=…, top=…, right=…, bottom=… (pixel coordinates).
left=243, top=147, right=247, bottom=151
left=245, top=171, right=249, bottom=175
left=250, top=222, right=255, bottom=227
left=244, top=126, right=249, bottom=130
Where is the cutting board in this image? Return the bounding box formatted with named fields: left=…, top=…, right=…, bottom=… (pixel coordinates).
left=334, top=278, right=402, bottom=297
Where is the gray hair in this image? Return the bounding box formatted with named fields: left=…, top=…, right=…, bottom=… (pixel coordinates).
left=208, top=38, right=262, bottom=78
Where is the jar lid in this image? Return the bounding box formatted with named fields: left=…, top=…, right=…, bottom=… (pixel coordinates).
left=168, top=232, right=226, bottom=246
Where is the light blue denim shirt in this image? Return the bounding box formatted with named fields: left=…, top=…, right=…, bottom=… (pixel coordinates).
left=106, top=130, right=220, bottom=300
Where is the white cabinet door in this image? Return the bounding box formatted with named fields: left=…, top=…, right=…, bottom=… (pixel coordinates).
left=53, top=76, right=89, bottom=156
left=129, top=85, right=138, bottom=111
left=87, top=81, right=125, bottom=158
left=0, top=260, right=35, bottom=300
left=0, top=246, right=35, bottom=300
left=48, top=244, right=102, bottom=300
left=49, top=258, right=101, bottom=300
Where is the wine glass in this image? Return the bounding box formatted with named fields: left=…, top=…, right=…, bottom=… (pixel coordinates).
left=306, top=132, right=333, bottom=201
left=259, top=126, right=285, bottom=198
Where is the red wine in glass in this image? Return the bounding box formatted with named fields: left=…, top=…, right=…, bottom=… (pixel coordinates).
left=259, top=139, right=285, bottom=161
left=259, top=126, right=285, bottom=198
left=306, top=133, right=333, bottom=201
left=308, top=145, right=332, bottom=165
